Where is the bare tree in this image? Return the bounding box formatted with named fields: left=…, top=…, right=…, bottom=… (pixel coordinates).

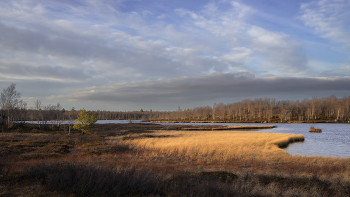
left=33, top=99, right=43, bottom=128
left=0, top=83, right=25, bottom=128
left=56, top=103, right=62, bottom=127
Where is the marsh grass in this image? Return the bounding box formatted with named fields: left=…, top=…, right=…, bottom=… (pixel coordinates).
left=111, top=131, right=305, bottom=161
left=23, top=161, right=350, bottom=197
left=26, top=162, right=162, bottom=197
left=111, top=130, right=350, bottom=183
left=1, top=125, right=350, bottom=196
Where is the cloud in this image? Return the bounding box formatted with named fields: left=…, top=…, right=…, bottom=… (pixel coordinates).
left=0, top=19, right=219, bottom=84
left=318, top=64, right=350, bottom=77
left=300, top=0, right=350, bottom=48
left=49, top=72, right=350, bottom=106
left=156, top=14, right=166, bottom=19
left=247, top=26, right=308, bottom=74
left=0, top=61, right=87, bottom=83
left=0, top=0, right=347, bottom=111
left=0, top=0, right=311, bottom=87
left=187, top=1, right=251, bottom=43
left=174, top=1, right=308, bottom=76
left=0, top=1, right=254, bottom=84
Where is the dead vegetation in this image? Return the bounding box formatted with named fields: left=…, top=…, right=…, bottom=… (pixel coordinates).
left=0, top=123, right=349, bottom=196
left=114, top=131, right=305, bottom=161
left=309, top=126, right=322, bottom=133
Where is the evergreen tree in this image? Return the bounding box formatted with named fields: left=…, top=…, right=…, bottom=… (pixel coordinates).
left=73, top=109, right=97, bottom=134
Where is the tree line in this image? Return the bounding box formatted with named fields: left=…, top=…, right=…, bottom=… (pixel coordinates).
left=1, top=83, right=350, bottom=127
left=180, top=96, right=350, bottom=123
left=83, top=96, right=350, bottom=123
left=86, top=96, right=350, bottom=123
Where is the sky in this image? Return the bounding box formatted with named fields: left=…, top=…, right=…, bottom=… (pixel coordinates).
left=1, top=0, right=350, bottom=111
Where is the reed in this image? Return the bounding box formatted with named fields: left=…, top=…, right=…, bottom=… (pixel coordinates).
left=109, top=130, right=350, bottom=184
left=110, top=131, right=305, bottom=162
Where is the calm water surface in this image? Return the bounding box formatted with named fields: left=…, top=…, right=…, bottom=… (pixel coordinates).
left=264, top=123, right=350, bottom=158
left=25, top=120, right=143, bottom=124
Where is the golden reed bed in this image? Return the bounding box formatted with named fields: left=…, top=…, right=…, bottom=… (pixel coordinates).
left=111, top=131, right=304, bottom=161
left=108, top=130, right=350, bottom=182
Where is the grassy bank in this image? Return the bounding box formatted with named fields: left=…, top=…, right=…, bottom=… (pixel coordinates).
left=1, top=124, right=349, bottom=196
left=113, top=131, right=304, bottom=161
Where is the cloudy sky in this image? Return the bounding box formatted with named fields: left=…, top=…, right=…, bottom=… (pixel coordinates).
left=1, top=0, right=350, bottom=111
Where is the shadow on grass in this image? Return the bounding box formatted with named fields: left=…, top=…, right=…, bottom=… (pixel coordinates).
left=24, top=162, right=350, bottom=197
left=27, top=162, right=162, bottom=197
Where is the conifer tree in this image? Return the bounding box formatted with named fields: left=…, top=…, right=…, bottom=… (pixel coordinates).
left=73, top=109, right=97, bottom=134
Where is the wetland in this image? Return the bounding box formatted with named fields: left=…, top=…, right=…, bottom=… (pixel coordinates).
left=0, top=123, right=349, bottom=196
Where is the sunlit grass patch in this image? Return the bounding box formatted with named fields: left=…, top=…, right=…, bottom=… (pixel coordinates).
left=110, top=131, right=305, bottom=162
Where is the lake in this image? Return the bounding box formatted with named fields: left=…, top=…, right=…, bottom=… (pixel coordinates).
left=265, top=123, right=350, bottom=158
left=23, top=120, right=350, bottom=158
left=154, top=122, right=350, bottom=158
left=23, top=120, right=143, bottom=124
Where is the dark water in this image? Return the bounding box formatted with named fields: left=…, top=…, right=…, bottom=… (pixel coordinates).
left=155, top=122, right=350, bottom=158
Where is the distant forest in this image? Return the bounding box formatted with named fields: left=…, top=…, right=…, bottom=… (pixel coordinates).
left=90, top=95, right=348, bottom=123
left=2, top=91, right=350, bottom=125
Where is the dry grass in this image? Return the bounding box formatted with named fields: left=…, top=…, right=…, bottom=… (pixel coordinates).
left=109, top=130, right=350, bottom=183
left=22, top=160, right=350, bottom=197
left=1, top=124, right=350, bottom=196
left=110, top=131, right=304, bottom=161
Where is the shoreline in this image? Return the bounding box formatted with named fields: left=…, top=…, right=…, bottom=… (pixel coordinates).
left=149, top=120, right=349, bottom=124
left=181, top=125, right=277, bottom=131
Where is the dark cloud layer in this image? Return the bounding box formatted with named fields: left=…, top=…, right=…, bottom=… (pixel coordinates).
left=51, top=73, right=350, bottom=106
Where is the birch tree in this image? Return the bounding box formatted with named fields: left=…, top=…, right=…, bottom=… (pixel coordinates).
left=0, top=83, right=25, bottom=128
